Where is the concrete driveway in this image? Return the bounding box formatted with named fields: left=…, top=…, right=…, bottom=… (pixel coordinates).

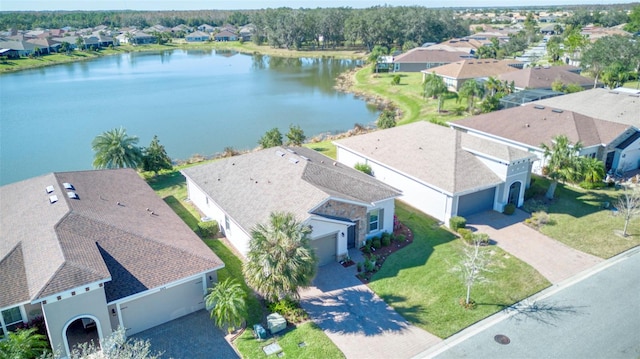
left=466, top=210, right=603, bottom=284
left=132, top=310, right=239, bottom=359
left=300, top=253, right=442, bottom=359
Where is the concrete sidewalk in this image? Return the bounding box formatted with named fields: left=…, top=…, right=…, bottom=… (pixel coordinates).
left=466, top=210, right=603, bottom=284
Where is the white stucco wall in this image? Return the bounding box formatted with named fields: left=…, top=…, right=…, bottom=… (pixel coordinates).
left=616, top=137, right=640, bottom=172
left=42, top=288, right=111, bottom=357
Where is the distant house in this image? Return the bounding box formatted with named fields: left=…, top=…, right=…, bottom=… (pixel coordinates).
left=392, top=48, right=474, bottom=72
left=0, top=169, right=224, bottom=358
left=335, top=121, right=535, bottom=225
left=182, top=146, right=400, bottom=265
left=26, top=37, right=61, bottom=54
left=239, top=24, right=255, bottom=41
left=497, top=66, right=600, bottom=91
left=185, top=31, right=210, bottom=42
left=213, top=30, right=238, bottom=42
left=423, top=38, right=488, bottom=55
left=115, top=31, right=156, bottom=45
left=450, top=104, right=640, bottom=174
left=197, top=24, right=216, bottom=33
left=422, top=59, right=522, bottom=92
left=0, top=40, right=36, bottom=56
left=171, top=24, right=192, bottom=33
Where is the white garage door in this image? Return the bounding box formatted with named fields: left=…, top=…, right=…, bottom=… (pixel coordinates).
left=120, top=277, right=205, bottom=335
left=312, top=233, right=337, bottom=266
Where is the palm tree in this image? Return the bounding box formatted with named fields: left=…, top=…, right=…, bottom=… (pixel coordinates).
left=243, top=212, right=317, bottom=302
left=0, top=328, right=50, bottom=359
left=580, top=157, right=605, bottom=184
left=423, top=73, right=449, bottom=113
left=458, top=79, right=485, bottom=113
left=92, top=127, right=143, bottom=169
left=484, top=76, right=502, bottom=97
left=540, top=135, right=583, bottom=199
left=204, top=278, right=247, bottom=333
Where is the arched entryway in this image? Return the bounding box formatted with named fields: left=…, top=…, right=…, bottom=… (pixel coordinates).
left=508, top=181, right=522, bottom=206
left=63, top=315, right=101, bottom=356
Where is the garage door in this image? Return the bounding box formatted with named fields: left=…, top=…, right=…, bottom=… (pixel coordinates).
left=312, top=233, right=337, bottom=266
left=457, top=187, right=496, bottom=217
left=120, top=277, right=205, bottom=335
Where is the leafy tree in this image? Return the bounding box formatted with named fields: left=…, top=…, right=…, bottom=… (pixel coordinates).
left=243, top=212, right=317, bottom=302
left=579, top=36, right=635, bottom=88
left=0, top=328, right=49, bottom=359
left=458, top=79, right=485, bottom=113
left=540, top=135, right=583, bottom=199
left=546, top=40, right=564, bottom=63
left=423, top=72, right=449, bottom=113
left=616, top=188, right=640, bottom=237
left=285, top=124, right=306, bottom=146
left=59, top=41, right=71, bottom=55
left=563, top=30, right=588, bottom=62
left=204, top=278, right=247, bottom=333
left=602, top=62, right=629, bottom=89
left=92, top=127, right=143, bottom=169
left=624, top=5, right=640, bottom=33
left=376, top=109, right=396, bottom=129
left=227, top=11, right=249, bottom=26
left=258, top=127, right=283, bottom=148
left=480, top=95, right=501, bottom=113
left=142, top=135, right=172, bottom=175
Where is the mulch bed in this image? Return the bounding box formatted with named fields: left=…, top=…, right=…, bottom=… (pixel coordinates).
left=356, top=221, right=414, bottom=283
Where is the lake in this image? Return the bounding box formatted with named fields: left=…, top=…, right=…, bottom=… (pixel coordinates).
left=0, top=49, right=377, bottom=185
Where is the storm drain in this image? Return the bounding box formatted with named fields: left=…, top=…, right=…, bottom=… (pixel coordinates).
left=494, top=334, right=511, bottom=345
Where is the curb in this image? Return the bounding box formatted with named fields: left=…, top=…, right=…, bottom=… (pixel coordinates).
left=412, top=245, right=640, bottom=359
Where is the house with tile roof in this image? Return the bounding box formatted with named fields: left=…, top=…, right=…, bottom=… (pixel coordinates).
left=450, top=104, right=640, bottom=174
left=422, top=59, right=522, bottom=92
left=392, top=48, right=474, bottom=72
left=0, top=169, right=223, bottom=357
left=182, top=146, right=401, bottom=266
left=497, top=66, right=600, bottom=91
left=334, top=121, right=535, bottom=225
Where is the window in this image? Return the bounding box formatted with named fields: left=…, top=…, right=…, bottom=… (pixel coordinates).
left=225, top=215, right=230, bottom=231
left=1, top=307, right=23, bottom=334
left=368, top=209, right=384, bottom=233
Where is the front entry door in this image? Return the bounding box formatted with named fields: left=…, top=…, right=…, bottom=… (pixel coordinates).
left=347, top=224, right=356, bottom=249
left=508, top=181, right=521, bottom=205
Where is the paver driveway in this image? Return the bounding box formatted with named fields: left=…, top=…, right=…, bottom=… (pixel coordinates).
left=300, top=253, right=442, bottom=359
left=466, top=210, right=603, bottom=284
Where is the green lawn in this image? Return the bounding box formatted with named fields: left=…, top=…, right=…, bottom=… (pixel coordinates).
left=369, top=201, right=550, bottom=338
left=146, top=168, right=344, bottom=358
left=526, top=176, right=640, bottom=259
left=304, top=140, right=337, bottom=159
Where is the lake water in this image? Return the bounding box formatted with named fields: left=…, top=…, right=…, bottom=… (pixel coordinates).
left=0, top=49, right=377, bottom=185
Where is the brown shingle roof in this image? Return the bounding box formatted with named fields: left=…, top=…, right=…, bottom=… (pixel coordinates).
left=424, top=59, right=521, bottom=80
left=451, top=105, right=631, bottom=150
left=497, top=66, right=596, bottom=90
left=393, top=48, right=472, bottom=63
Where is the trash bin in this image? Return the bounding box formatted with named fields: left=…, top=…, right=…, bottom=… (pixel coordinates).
left=253, top=324, right=267, bottom=340
left=267, top=313, right=287, bottom=334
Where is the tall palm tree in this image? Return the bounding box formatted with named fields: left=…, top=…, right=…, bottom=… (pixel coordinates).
left=458, top=79, right=485, bottom=113
left=204, top=278, right=247, bottom=333
left=243, top=212, right=317, bottom=302
left=0, top=328, right=50, bottom=359
left=540, top=135, right=583, bottom=199
left=92, top=127, right=143, bottom=169
left=423, top=73, right=449, bottom=113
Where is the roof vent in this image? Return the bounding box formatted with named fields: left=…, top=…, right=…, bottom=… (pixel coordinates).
left=275, top=150, right=285, bottom=157
left=46, top=185, right=54, bottom=193
left=300, top=156, right=310, bottom=161
left=534, top=105, right=545, bottom=110
left=552, top=109, right=563, bottom=113
left=49, top=195, right=58, bottom=204
left=286, top=148, right=296, bottom=153
left=63, top=182, right=74, bottom=190
left=67, top=191, right=79, bottom=199
left=288, top=157, right=299, bottom=164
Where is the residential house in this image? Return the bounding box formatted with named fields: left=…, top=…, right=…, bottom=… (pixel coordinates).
left=0, top=169, right=224, bottom=357
left=334, top=121, right=535, bottom=225
left=239, top=24, right=256, bottom=41
left=182, top=147, right=401, bottom=265
left=26, top=38, right=60, bottom=54
left=171, top=24, right=192, bottom=34
left=197, top=24, right=216, bottom=33
left=0, top=40, right=36, bottom=56
left=450, top=104, right=640, bottom=174
left=424, top=38, right=488, bottom=55
left=185, top=31, right=210, bottom=42
left=497, top=65, right=599, bottom=91
left=392, top=48, right=474, bottom=72
left=115, top=31, right=156, bottom=45
left=213, top=30, right=238, bottom=42
left=422, top=59, right=522, bottom=92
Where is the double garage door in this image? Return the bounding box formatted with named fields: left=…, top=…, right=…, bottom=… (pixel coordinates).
left=120, top=277, right=205, bottom=335
left=312, top=233, right=337, bottom=266
left=457, top=187, right=496, bottom=217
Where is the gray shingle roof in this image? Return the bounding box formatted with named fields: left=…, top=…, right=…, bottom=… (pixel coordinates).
left=0, top=169, right=223, bottom=307
left=181, top=147, right=400, bottom=233
left=497, top=66, right=597, bottom=90
left=334, top=122, right=532, bottom=195
left=452, top=105, right=631, bottom=150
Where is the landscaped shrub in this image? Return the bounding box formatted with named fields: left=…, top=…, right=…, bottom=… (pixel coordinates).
left=354, top=162, right=373, bottom=175
left=527, top=211, right=552, bottom=228
left=391, top=74, right=401, bottom=85
left=472, top=232, right=490, bottom=246
left=503, top=203, right=516, bottom=215
left=198, top=220, right=219, bottom=238
left=396, top=234, right=406, bottom=242
left=523, top=198, right=548, bottom=213
left=364, top=256, right=377, bottom=272
left=372, top=237, right=382, bottom=249
left=457, top=228, right=473, bottom=244
left=524, top=185, right=546, bottom=200
left=362, top=242, right=372, bottom=254
left=449, top=216, right=466, bottom=230
left=381, top=232, right=391, bottom=247
left=267, top=298, right=308, bottom=324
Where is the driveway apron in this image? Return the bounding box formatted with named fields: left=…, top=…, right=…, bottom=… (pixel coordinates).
left=300, top=252, right=442, bottom=359
left=466, top=210, right=603, bottom=284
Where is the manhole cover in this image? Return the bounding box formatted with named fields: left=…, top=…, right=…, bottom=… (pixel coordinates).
left=494, top=334, right=510, bottom=345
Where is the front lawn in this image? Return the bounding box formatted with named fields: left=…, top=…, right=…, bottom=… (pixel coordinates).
left=526, top=176, right=640, bottom=258
left=369, top=201, right=550, bottom=338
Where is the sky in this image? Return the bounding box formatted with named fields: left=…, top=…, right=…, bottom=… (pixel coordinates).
left=1, top=0, right=638, bottom=11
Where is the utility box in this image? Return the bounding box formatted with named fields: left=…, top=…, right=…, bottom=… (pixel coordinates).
left=266, top=313, right=287, bottom=334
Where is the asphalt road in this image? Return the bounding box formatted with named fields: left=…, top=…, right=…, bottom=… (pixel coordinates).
left=432, top=249, right=640, bottom=359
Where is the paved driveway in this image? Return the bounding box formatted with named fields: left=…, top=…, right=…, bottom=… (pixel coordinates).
left=300, top=252, right=442, bottom=359
left=132, top=310, right=239, bottom=359
left=466, top=210, right=603, bottom=284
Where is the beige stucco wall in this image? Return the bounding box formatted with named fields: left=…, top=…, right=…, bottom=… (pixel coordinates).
left=42, top=288, right=111, bottom=357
